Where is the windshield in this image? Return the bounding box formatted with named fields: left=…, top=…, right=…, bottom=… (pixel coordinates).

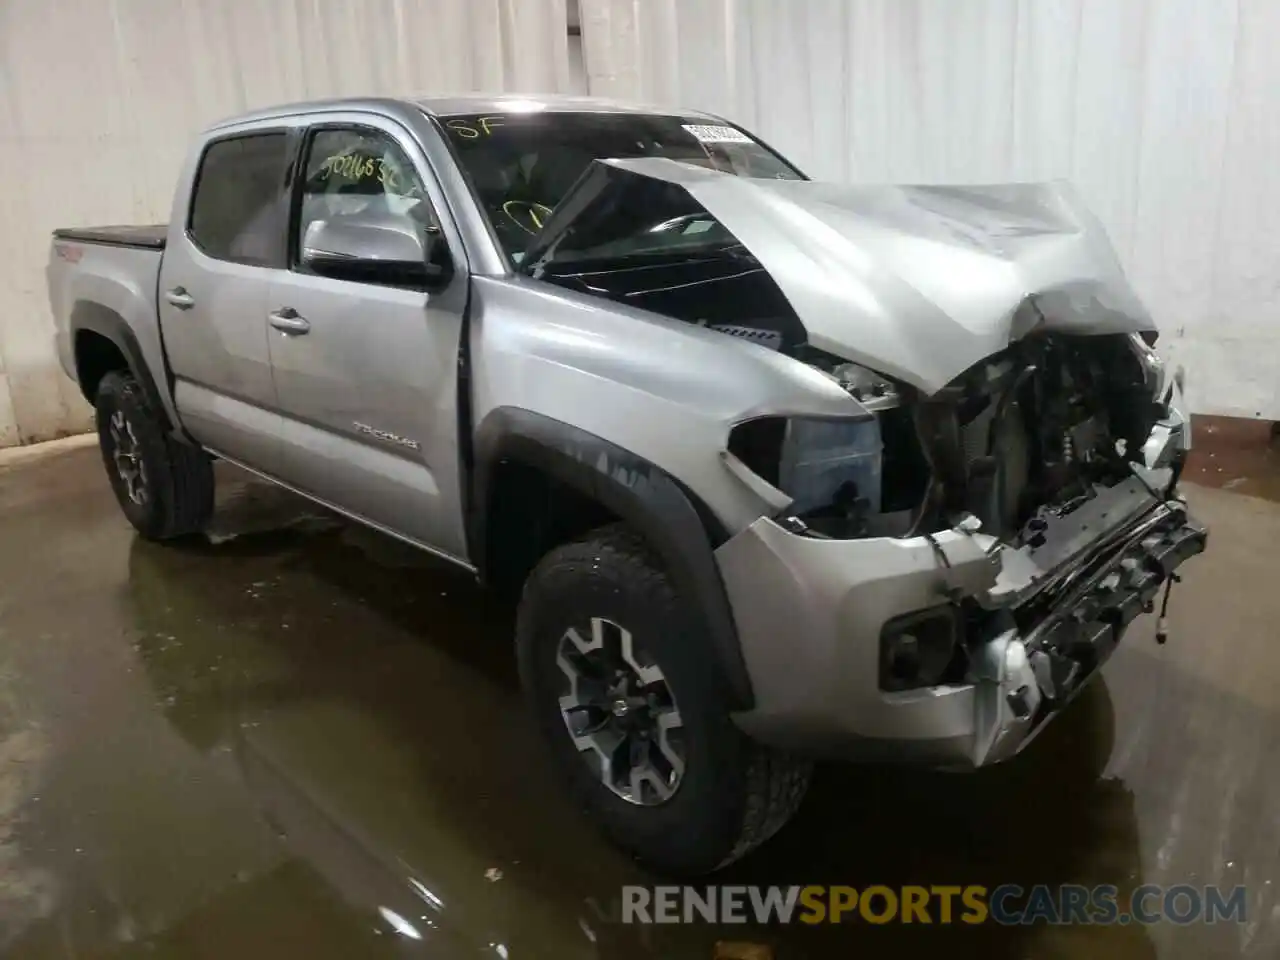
left=439, top=111, right=803, bottom=261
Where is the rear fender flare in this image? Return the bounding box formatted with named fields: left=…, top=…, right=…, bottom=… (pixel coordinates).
left=71, top=305, right=173, bottom=432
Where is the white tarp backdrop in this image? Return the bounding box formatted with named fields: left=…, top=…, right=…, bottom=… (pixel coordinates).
left=1, top=0, right=1276, bottom=447
left=0, top=0, right=572, bottom=447
left=579, top=0, right=1280, bottom=420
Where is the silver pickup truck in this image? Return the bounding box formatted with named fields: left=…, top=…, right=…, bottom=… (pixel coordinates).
left=47, top=94, right=1205, bottom=875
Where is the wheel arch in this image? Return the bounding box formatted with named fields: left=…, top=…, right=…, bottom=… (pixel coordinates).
left=71, top=302, right=172, bottom=430
left=471, top=407, right=754, bottom=710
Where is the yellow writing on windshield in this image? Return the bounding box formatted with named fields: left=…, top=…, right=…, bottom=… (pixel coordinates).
left=502, top=200, right=555, bottom=234
left=445, top=116, right=507, bottom=139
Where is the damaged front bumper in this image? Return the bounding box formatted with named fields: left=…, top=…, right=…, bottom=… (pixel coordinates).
left=716, top=467, right=1206, bottom=768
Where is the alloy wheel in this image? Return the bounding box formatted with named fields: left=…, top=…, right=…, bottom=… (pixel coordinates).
left=556, top=617, right=686, bottom=805
left=108, top=410, right=148, bottom=505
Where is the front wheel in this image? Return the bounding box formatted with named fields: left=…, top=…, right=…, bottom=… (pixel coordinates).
left=516, top=524, right=811, bottom=875
left=95, top=371, right=214, bottom=540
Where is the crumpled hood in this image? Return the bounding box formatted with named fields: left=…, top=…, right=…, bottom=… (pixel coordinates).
left=551, top=158, right=1157, bottom=394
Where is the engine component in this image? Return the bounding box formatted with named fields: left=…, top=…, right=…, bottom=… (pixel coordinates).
left=901, top=333, right=1164, bottom=542
left=827, top=362, right=901, bottom=411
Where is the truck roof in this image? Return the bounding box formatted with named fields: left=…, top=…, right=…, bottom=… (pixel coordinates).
left=208, top=94, right=717, bottom=131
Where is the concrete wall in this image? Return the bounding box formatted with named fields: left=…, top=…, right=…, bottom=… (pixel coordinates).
left=0, top=0, right=575, bottom=447
left=579, top=0, right=1280, bottom=420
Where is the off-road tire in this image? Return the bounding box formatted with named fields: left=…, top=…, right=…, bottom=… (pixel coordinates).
left=95, top=371, right=214, bottom=540
left=517, top=523, right=811, bottom=875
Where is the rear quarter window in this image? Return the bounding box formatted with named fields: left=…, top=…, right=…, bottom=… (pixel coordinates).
left=188, top=133, right=290, bottom=266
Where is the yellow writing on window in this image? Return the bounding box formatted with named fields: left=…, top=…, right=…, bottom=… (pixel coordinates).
left=317, top=154, right=408, bottom=194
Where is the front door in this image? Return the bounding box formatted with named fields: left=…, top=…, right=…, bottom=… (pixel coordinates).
left=158, top=129, right=291, bottom=471
left=267, top=118, right=469, bottom=561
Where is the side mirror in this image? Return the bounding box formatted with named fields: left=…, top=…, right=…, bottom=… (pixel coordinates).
left=301, top=212, right=452, bottom=289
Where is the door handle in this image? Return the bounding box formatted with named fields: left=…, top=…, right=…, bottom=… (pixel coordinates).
left=269, top=308, right=311, bottom=335
left=164, top=287, right=195, bottom=310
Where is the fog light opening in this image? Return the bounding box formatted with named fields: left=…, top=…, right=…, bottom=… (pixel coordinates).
left=880, top=608, right=961, bottom=692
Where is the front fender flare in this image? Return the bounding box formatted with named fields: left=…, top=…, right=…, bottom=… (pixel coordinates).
left=472, top=407, right=754, bottom=710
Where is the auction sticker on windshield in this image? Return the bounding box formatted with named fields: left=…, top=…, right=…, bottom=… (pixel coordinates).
left=681, top=124, right=753, bottom=144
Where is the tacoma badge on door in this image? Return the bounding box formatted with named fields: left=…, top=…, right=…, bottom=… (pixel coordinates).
left=353, top=422, right=421, bottom=451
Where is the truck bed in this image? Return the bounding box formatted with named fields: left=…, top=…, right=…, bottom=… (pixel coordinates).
left=53, top=224, right=166, bottom=250
left=47, top=226, right=169, bottom=422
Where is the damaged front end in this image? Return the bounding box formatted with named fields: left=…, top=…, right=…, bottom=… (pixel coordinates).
left=713, top=340, right=1203, bottom=767
left=521, top=156, right=1207, bottom=766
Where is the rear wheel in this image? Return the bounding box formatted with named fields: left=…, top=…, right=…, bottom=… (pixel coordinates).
left=516, top=523, right=811, bottom=875
left=95, top=371, right=214, bottom=540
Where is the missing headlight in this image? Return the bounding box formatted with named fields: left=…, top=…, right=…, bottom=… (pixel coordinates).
left=780, top=417, right=883, bottom=516
left=726, top=416, right=786, bottom=488
left=728, top=415, right=883, bottom=525
left=1128, top=332, right=1168, bottom=401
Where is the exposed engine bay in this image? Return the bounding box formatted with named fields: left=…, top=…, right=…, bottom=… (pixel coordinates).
left=762, top=324, right=1164, bottom=548
left=888, top=330, right=1167, bottom=544
left=534, top=242, right=1169, bottom=549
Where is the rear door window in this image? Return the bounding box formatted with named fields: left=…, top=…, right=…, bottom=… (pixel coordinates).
left=188, top=133, right=290, bottom=266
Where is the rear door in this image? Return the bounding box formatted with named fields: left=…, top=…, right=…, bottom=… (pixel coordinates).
left=158, top=127, right=294, bottom=471
left=266, top=115, right=470, bottom=561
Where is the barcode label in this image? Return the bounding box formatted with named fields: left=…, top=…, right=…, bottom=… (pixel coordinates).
left=681, top=124, right=753, bottom=144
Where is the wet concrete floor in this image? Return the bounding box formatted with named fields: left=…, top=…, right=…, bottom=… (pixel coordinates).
left=0, top=441, right=1278, bottom=958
